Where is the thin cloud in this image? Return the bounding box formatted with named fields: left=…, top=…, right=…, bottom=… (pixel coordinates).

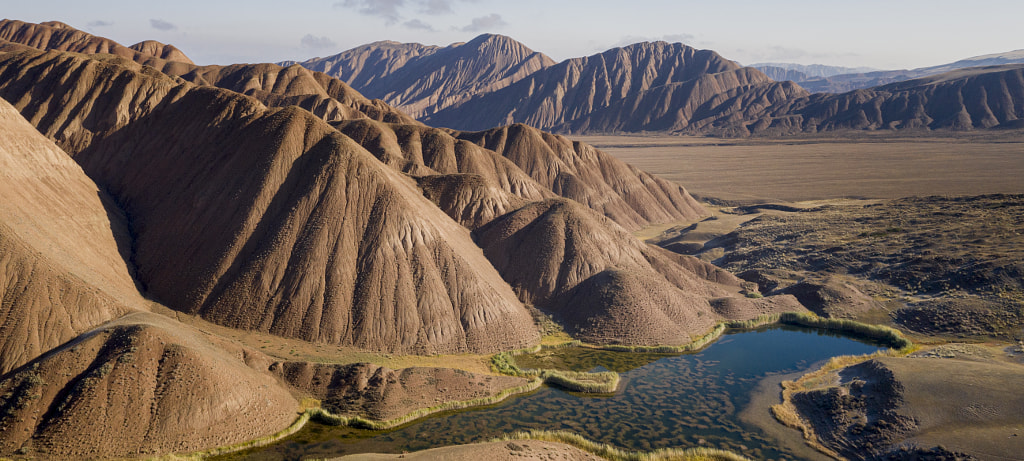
left=87, top=20, right=113, bottom=28
left=301, top=34, right=337, bottom=49
left=403, top=19, right=435, bottom=31
left=149, top=19, right=177, bottom=31
left=336, top=0, right=405, bottom=25
left=418, top=0, right=453, bottom=15
left=459, top=14, right=506, bottom=32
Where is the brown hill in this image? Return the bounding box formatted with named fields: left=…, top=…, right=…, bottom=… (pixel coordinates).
left=453, top=123, right=707, bottom=230
left=0, top=20, right=414, bottom=125
left=273, top=361, right=525, bottom=420
left=289, top=34, right=555, bottom=119
left=751, top=64, right=1024, bottom=134
left=128, top=39, right=192, bottom=63
left=423, top=41, right=807, bottom=133
left=0, top=312, right=298, bottom=458
left=473, top=198, right=797, bottom=345
left=0, top=47, right=539, bottom=354
left=0, top=19, right=194, bottom=67
left=174, top=62, right=417, bottom=124
left=0, top=97, right=145, bottom=374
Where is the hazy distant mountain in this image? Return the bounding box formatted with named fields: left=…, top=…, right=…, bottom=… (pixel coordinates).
left=285, top=34, right=555, bottom=119
left=746, top=64, right=1024, bottom=134
left=423, top=41, right=807, bottom=133
left=781, top=50, right=1024, bottom=93
left=751, top=62, right=878, bottom=78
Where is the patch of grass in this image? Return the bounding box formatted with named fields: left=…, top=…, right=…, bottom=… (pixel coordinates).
left=310, top=378, right=544, bottom=430
left=498, top=429, right=752, bottom=461
left=777, top=312, right=912, bottom=349
left=179, top=410, right=312, bottom=459
left=490, top=342, right=617, bottom=392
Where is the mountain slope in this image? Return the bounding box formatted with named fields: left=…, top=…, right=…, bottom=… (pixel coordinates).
left=422, top=41, right=807, bottom=133
left=289, top=34, right=555, bottom=119
left=474, top=198, right=799, bottom=345
left=0, top=96, right=146, bottom=374
left=0, top=19, right=415, bottom=125
left=0, top=312, right=298, bottom=458
left=754, top=64, right=1024, bottom=133
left=791, top=50, right=1024, bottom=94
left=0, top=47, right=539, bottom=354
left=453, top=123, right=707, bottom=230
left=0, top=19, right=194, bottom=68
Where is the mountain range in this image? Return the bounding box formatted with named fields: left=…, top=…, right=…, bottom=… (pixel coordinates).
left=760, top=50, right=1024, bottom=93
left=0, top=19, right=803, bottom=458
left=294, top=34, right=1024, bottom=135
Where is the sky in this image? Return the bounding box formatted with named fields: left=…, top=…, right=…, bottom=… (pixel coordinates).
left=5, top=0, right=1024, bottom=70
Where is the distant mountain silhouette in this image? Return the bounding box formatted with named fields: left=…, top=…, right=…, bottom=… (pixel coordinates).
left=770, top=50, right=1024, bottom=94
left=747, top=64, right=1024, bottom=134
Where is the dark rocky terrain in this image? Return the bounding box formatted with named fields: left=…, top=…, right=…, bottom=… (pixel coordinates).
left=659, top=195, right=1024, bottom=340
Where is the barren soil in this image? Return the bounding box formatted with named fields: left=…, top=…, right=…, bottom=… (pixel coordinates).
left=581, top=133, right=1024, bottom=203
left=788, top=350, right=1024, bottom=460
left=331, top=440, right=601, bottom=461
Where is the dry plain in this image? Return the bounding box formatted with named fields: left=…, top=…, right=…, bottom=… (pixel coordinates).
left=579, top=132, right=1024, bottom=203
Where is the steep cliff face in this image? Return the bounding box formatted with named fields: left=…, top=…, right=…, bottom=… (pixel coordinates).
left=0, top=48, right=538, bottom=354
left=291, top=34, right=555, bottom=119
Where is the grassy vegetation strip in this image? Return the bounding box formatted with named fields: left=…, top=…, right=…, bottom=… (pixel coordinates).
left=598, top=313, right=783, bottom=353
left=311, top=377, right=544, bottom=430
left=170, top=410, right=313, bottom=459
left=777, top=312, right=912, bottom=349
left=170, top=377, right=545, bottom=459
left=491, top=341, right=621, bottom=393
left=498, top=430, right=752, bottom=461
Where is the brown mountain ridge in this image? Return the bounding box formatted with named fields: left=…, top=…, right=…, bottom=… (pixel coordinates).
left=0, top=19, right=820, bottom=459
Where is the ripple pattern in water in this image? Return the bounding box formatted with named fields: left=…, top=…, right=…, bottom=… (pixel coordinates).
left=223, top=326, right=881, bottom=461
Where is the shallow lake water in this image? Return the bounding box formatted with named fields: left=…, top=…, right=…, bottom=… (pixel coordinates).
left=225, top=325, right=881, bottom=460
